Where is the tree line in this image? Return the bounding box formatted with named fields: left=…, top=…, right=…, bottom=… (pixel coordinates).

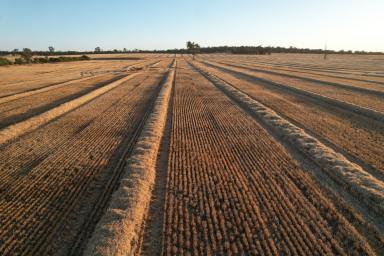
left=0, top=47, right=91, bottom=66
left=1, top=45, right=383, bottom=61
left=163, top=45, right=383, bottom=55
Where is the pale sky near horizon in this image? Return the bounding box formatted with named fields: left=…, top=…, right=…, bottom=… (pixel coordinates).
left=1, top=0, right=383, bottom=52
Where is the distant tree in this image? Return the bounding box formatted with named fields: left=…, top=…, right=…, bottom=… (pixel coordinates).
left=186, top=41, right=200, bottom=60
left=12, top=49, right=19, bottom=56
left=324, top=44, right=327, bottom=60
left=94, top=47, right=101, bottom=53
left=123, top=48, right=127, bottom=52
left=113, top=49, right=118, bottom=53
left=48, top=46, right=55, bottom=53
left=20, top=48, right=33, bottom=63
left=186, top=41, right=193, bottom=50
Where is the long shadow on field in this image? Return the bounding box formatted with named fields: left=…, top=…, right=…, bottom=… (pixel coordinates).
left=0, top=75, right=125, bottom=129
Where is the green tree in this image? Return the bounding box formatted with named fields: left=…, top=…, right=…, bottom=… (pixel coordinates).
left=20, top=48, right=33, bottom=63
left=186, top=41, right=200, bottom=60
left=48, top=46, right=55, bottom=53
left=12, top=49, right=19, bottom=56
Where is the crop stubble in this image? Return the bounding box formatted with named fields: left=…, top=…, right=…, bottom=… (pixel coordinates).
left=0, top=60, right=171, bottom=255
left=202, top=59, right=384, bottom=113
left=160, top=59, right=375, bottom=255
left=0, top=54, right=383, bottom=255
left=194, top=59, right=384, bottom=176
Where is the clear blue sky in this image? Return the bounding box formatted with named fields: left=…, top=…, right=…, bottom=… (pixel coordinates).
left=1, top=0, right=383, bottom=52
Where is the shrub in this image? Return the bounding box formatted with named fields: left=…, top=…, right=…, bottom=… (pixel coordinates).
left=0, top=57, right=12, bottom=66
left=20, top=48, right=33, bottom=62
left=6, top=55, right=90, bottom=65
left=33, top=57, right=49, bottom=63
left=49, top=55, right=90, bottom=63
left=48, top=57, right=60, bottom=62
left=80, top=55, right=90, bottom=60
left=14, top=58, right=24, bottom=64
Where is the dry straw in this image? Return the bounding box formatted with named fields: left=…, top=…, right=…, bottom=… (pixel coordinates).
left=84, top=60, right=176, bottom=256
left=0, top=75, right=102, bottom=105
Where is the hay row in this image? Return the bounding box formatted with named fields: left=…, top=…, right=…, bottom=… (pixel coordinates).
left=191, top=61, right=384, bottom=214
left=212, top=60, right=384, bottom=97
left=204, top=61, right=384, bottom=122
left=0, top=73, right=139, bottom=145
left=0, top=75, right=104, bottom=105
left=84, top=60, right=176, bottom=256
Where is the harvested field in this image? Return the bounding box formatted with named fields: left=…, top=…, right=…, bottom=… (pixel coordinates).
left=201, top=60, right=384, bottom=114
left=214, top=54, right=384, bottom=76
left=208, top=58, right=384, bottom=95
left=193, top=59, right=384, bottom=176
left=0, top=55, right=161, bottom=97
left=0, top=58, right=169, bottom=130
left=156, top=60, right=378, bottom=255
left=202, top=54, right=384, bottom=86
left=0, top=56, right=173, bottom=255
left=0, top=54, right=383, bottom=255
left=227, top=58, right=384, bottom=89
left=0, top=74, right=124, bottom=128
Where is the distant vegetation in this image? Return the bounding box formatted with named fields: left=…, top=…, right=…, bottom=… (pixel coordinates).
left=0, top=46, right=91, bottom=66
left=166, top=45, right=384, bottom=55
left=0, top=57, right=13, bottom=66
left=0, top=45, right=382, bottom=66
left=33, top=55, right=90, bottom=63
left=1, top=55, right=90, bottom=66
left=186, top=41, right=200, bottom=59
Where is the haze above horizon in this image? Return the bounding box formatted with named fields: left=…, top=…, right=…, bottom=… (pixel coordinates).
left=1, top=0, right=383, bottom=52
